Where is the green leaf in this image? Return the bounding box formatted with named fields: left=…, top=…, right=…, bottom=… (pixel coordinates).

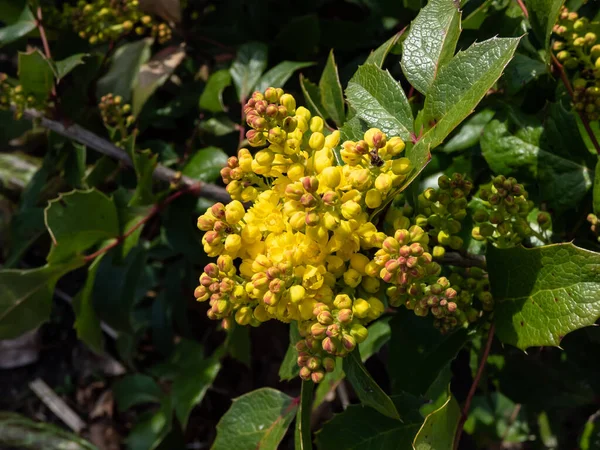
left=503, top=53, right=547, bottom=95
left=313, top=358, right=343, bottom=410
left=128, top=149, right=158, bottom=206
left=339, top=116, right=367, bottom=142
left=413, top=395, right=460, bottom=450
left=315, top=394, right=424, bottom=449
left=64, top=143, right=87, bottom=189
left=401, top=0, right=461, bottom=95
left=0, top=412, right=98, bottom=450
left=525, top=0, right=564, bottom=49
left=53, top=54, right=88, bottom=81
left=442, top=109, right=495, bottom=153
left=365, top=31, right=403, bottom=68
left=44, top=189, right=119, bottom=264
left=126, top=397, right=173, bottom=450
left=0, top=5, right=36, bottom=46
left=480, top=106, right=594, bottom=212
left=358, top=316, right=392, bottom=358
left=488, top=243, right=600, bottom=350
left=594, top=158, right=600, bottom=215
left=345, top=64, right=413, bottom=142
left=580, top=410, right=600, bottom=450
left=199, top=69, right=232, bottom=113
left=96, top=38, right=153, bottom=102
left=279, top=321, right=301, bottom=381
left=113, top=374, right=163, bottom=412
left=172, top=351, right=221, bottom=428
left=300, top=74, right=328, bottom=120
left=295, top=381, right=314, bottom=450
left=226, top=323, right=251, bottom=366
left=388, top=310, right=469, bottom=396
left=0, top=260, right=84, bottom=339
left=230, top=42, right=268, bottom=101
left=255, top=61, right=314, bottom=92
left=421, top=37, right=521, bottom=149
left=182, top=146, right=228, bottom=182
left=133, top=46, right=186, bottom=115
left=343, top=348, right=400, bottom=420
left=199, top=116, right=238, bottom=136
left=72, top=255, right=105, bottom=354
left=319, top=50, right=345, bottom=127
left=18, top=50, right=55, bottom=99
left=212, top=388, right=298, bottom=450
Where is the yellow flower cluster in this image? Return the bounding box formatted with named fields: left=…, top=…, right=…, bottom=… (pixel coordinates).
left=195, top=88, right=414, bottom=382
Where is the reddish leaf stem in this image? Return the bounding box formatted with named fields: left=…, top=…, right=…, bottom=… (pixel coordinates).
left=453, top=323, right=495, bottom=450
left=35, top=7, right=56, bottom=98
left=83, top=184, right=201, bottom=263
left=516, top=0, right=529, bottom=18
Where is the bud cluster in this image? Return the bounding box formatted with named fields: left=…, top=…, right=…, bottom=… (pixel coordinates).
left=588, top=213, right=600, bottom=242
left=98, top=94, right=137, bottom=145
left=553, top=7, right=600, bottom=120
left=0, top=73, right=51, bottom=117
left=63, top=0, right=172, bottom=45
left=471, top=175, right=534, bottom=248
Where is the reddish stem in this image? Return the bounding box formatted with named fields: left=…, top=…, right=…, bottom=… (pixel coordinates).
left=551, top=53, right=600, bottom=155
left=516, top=0, right=529, bottom=18
left=83, top=184, right=201, bottom=262
left=36, top=7, right=56, bottom=98
left=454, top=323, right=496, bottom=450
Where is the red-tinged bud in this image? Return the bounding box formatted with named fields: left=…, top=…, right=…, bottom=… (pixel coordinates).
left=406, top=256, right=419, bottom=268
left=197, top=215, right=215, bottom=231
left=282, top=116, right=297, bottom=133
left=217, top=255, right=234, bottom=273
left=209, top=282, right=221, bottom=293
left=447, top=302, right=457, bottom=313
left=383, top=237, right=399, bottom=253
left=313, top=303, right=330, bottom=316
left=326, top=323, right=341, bottom=338
left=220, top=279, right=233, bottom=292
left=213, top=220, right=228, bottom=233
left=194, top=285, right=208, bottom=300
left=322, top=337, right=337, bottom=354
left=355, top=140, right=369, bottom=154
left=311, top=370, right=325, bottom=383
left=385, top=259, right=400, bottom=273
left=285, top=183, right=304, bottom=201
left=302, top=176, right=319, bottom=193
left=307, top=357, right=321, bottom=371
left=427, top=295, right=439, bottom=306
left=341, top=334, right=356, bottom=352
left=410, top=243, right=424, bottom=256
left=311, top=322, right=328, bottom=339
left=439, top=299, right=447, bottom=307
left=296, top=340, right=308, bottom=352
left=247, top=130, right=266, bottom=147
left=207, top=309, right=217, bottom=320
left=269, top=278, right=284, bottom=293
left=399, top=245, right=411, bottom=257
left=337, top=308, right=352, bottom=323
left=445, top=288, right=457, bottom=299
left=301, top=193, right=318, bottom=208
left=323, top=357, right=336, bottom=372
left=299, top=367, right=312, bottom=380
left=380, top=269, right=393, bottom=283
left=266, top=267, right=281, bottom=280
left=321, top=191, right=339, bottom=206
left=305, top=212, right=320, bottom=226
left=227, top=156, right=238, bottom=169
left=264, top=87, right=280, bottom=103
left=394, top=229, right=410, bottom=245
left=277, top=105, right=288, bottom=118
left=255, top=100, right=267, bottom=115
left=430, top=283, right=443, bottom=295
left=297, top=355, right=309, bottom=367
left=317, top=311, right=333, bottom=325
left=211, top=203, right=226, bottom=219
left=204, top=263, right=219, bottom=278
left=200, top=274, right=213, bottom=287
left=220, top=167, right=232, bottom=183
left=266, top=104, right=278, bottom=117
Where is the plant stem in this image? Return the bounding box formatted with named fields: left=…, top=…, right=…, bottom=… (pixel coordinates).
left=239, top=97, right=247, bottom=148
left=35, top=7, right=56, bottom=99
left=83, top=184, right=201, bottom=262
left=551, top=53, right=600, bottom=155
left=453, top=323, right=496, bottom=450
left=295, top=380, right=314, bottom=450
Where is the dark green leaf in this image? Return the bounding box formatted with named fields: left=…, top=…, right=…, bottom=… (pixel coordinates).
left=113, top=374, right=163, bottom=412
left=44, top=189, right=119, bottom=264
left=226, top=323, right=251, bottom=366
left=64, top=143, right=87, bottom=188
left=594, top=158, right=600, bottom=215
left=199, top=69, right=232, bottom=113
left=0, top=5, right=36, bottom=46
left=345, top=64, right=413, bottom=141
left=503, top=53, right=547, bottom=95
left=255, top=61, right=314, bottom=92
left=279, top=321, right=301, bottom=381
left=182, top=146, right=228, bottom=182
left=0, top=412, right=98, bottom=450
left=339, top=116, right=366, bottom=143
left=300, top=74, right=328, bottom=120
left=126, top=397, right=173, bottom=450
left=525, top=0, right=564, bottom=49
left=413, top=394, right=460, bottom=450
left=162, top=195, right=206, bottom=264
left=295, top=381, right=314, bottom=450
left=133, top=46, right=186, bottom=115
left=0, top=260, right=84, bottom=339
left=199, top=116, right=238, bottom=136
left=18, top=50, right=55, bottom=99
left=96, top=38, right=153, bottom=102
left=388, top=310, right=469, bottom=395
left=421, top=37, right=520, bottom=149
left=72, top=255, right=105, bottom=354
left=488, top=243, right=600, bottom=350
left=127, top=148, right=158, bottom=206
left=343, top=348, right=400, bottom=420
left=53, top=54, right=88, bottom=81
left=580, top=410, right=600, bottom=450
left=212, top=388, right=298, bottom=450
left=319, top=50, right=345, bottom=127
left=85, top=156, right=118, bottom=188
left=401, top=0, right=461, bottom=95
left=230, top=42, right=268, bottom=101
left=442, top=109, right=495, bottom=153
left=358, top=316, right=391, bottom=358
left=365, top=31, right=403, bottom=68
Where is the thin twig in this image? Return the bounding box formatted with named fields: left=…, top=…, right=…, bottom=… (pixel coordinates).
left=14, top=107, right=231, bottom=203
left=440, top=251, right=486, bottom=269
left=29, top=378, right=86, bottom=433
left=454, top=323, right=496, bottom=450
left=551, top=53, right=600, bottom=155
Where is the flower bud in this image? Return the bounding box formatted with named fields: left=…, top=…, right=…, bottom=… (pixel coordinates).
left=311, top=370, right=325, bottom=383
left=350, top=324, right=368, bottom=343
left=391, top=157, right=411, bottom=175
left=352, top=298, right=370, bottom=318
left=280, top=94, right=296, bottom=113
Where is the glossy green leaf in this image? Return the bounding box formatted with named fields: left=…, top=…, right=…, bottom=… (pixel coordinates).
left=279, top=321, right=301, bottom=381
left=126, top=397, right=173, bottom=450
left=72, top=255, right=105, bottom=354
left=133, top=46, right=186, bottom=115
left=295, top=381, right=314, bottom=450
left=413, top=395, right=460, bottom=450
left=488, top=243, right=600, bottom=350
left=0, top=412, right=98, bottom=450
left=442, top=109, right=494, bottom=153
left=53, top=53, right=88, bottom=81
left=255, top=61, right=314, bottom=92
left=97, top=38, right=153, bottom=102
left=113, top=374, right=163, bottom=412
left=0, top=260, right=84, bottom=339
left=525, top=0, right=564, bottom=49
left=212, top=388, right=298, bottom=450
left=480, top=108, right=593, bottom=212
left=128, top=148, right=158, bottom=206
left=0, top=5, right=36, bottom=46
left=199, top=69, right=232, bottom=113
left=343, top=348, right=400, bottom=420
left=365, top=31, right=403, bottom=67
left=503, top=53, right=547, bottom=95
left=401, top=0, right=461, bottom=95
left=319, top=50, right=345, bottom=127
left=182, top=146, right=228, bottom=182
left=199, top=116, right=238, bottom=136
left=64, top=143, right=87, bottom=189
left=421, top=37, right=520, bottom=149
left=594, top=158, right=600, bottom=215
left=345, top=63, right=413, bottom=141
left=18, top=50, right=55, bottom=99
left=230, top=42, right=268, bottom=101
left=301, top=74, right=328, bottom=120
left=339, top=116, right=366, bottom=143
left=44, top=189, right=119, bottom=264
